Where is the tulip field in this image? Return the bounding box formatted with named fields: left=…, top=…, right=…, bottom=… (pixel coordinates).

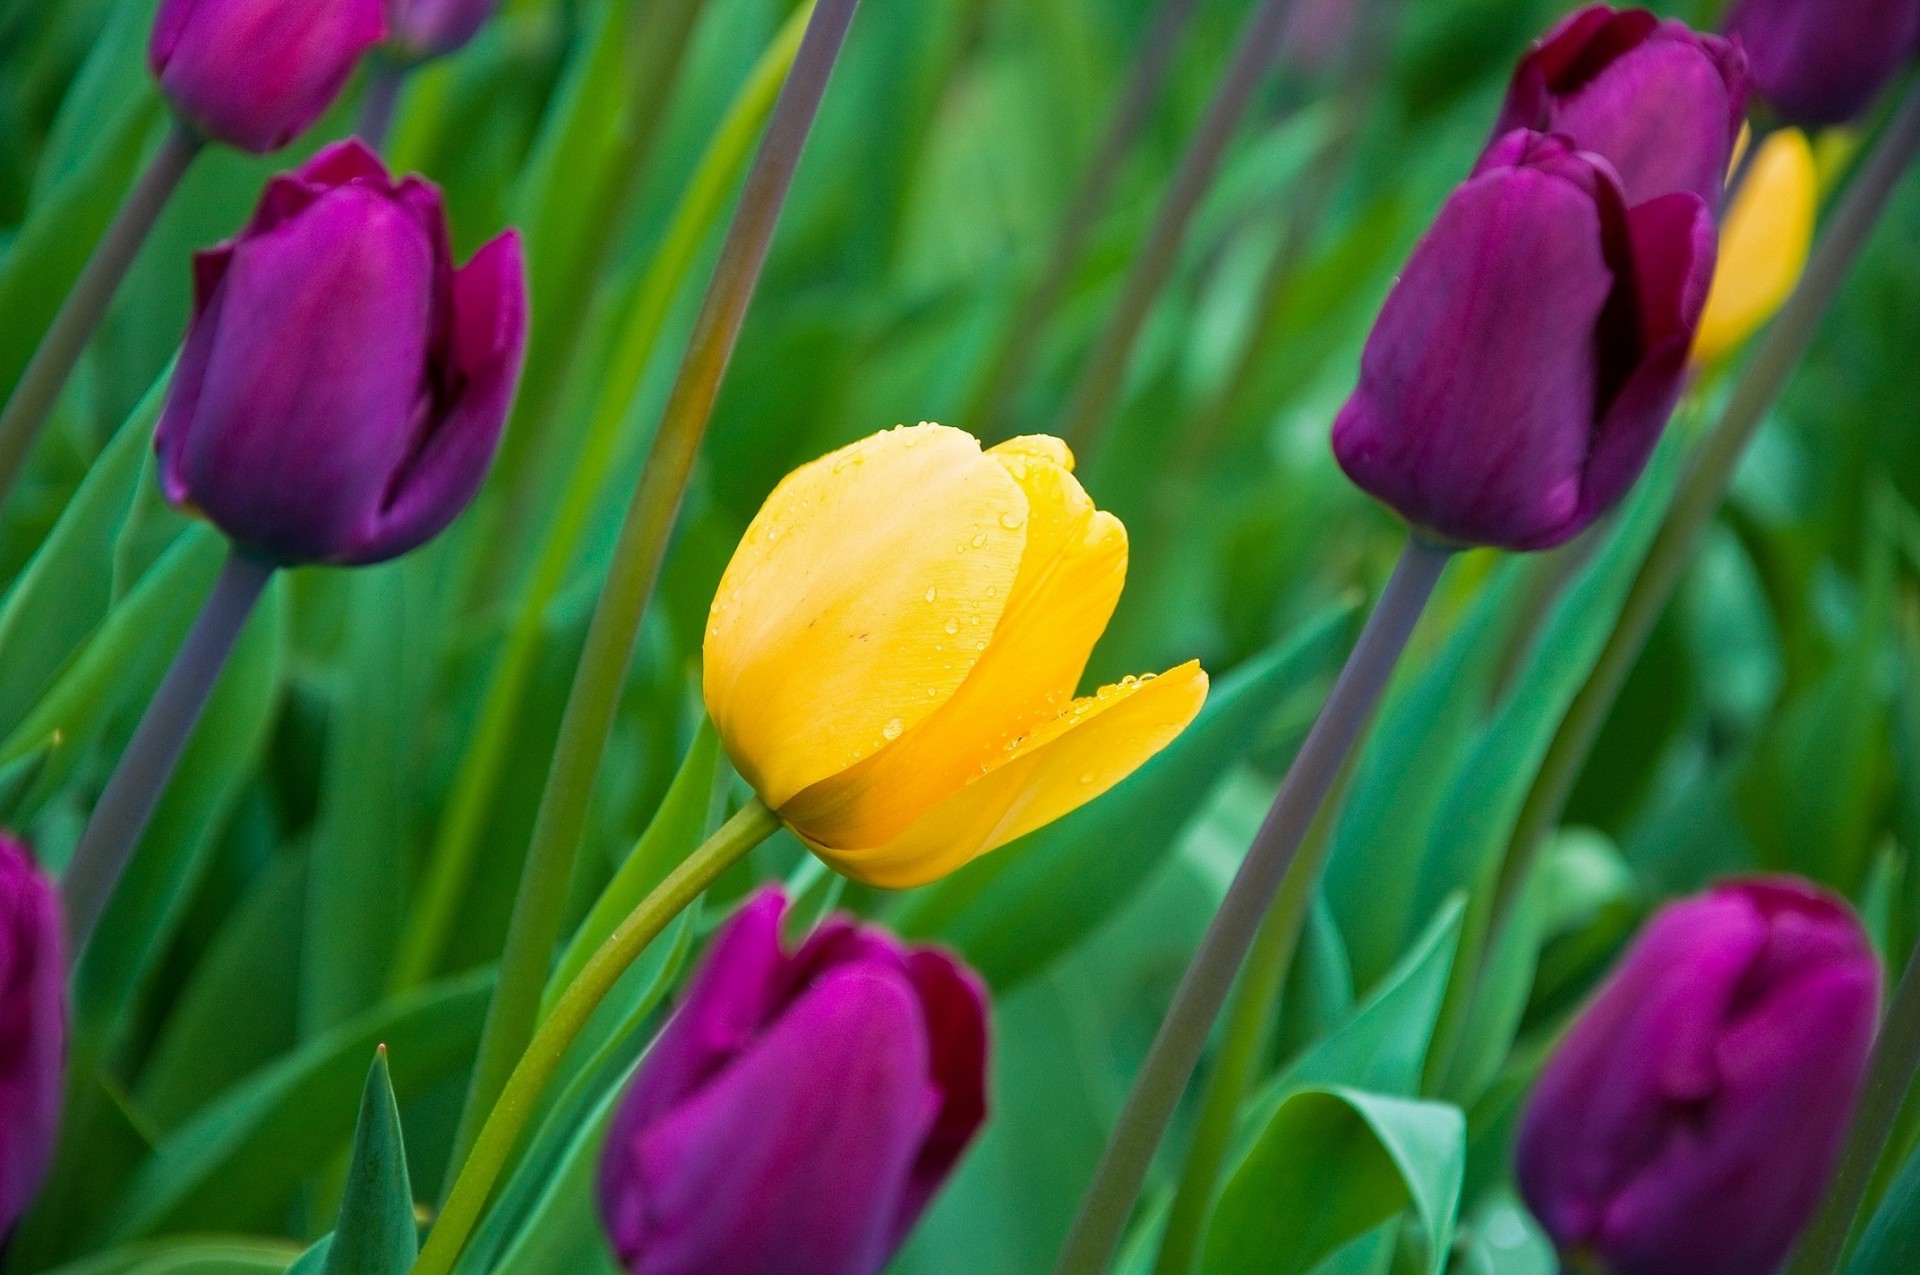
left=5, top=0, right=1920, bottom=1272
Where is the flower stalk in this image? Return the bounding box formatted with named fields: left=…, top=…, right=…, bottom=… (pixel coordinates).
left=1055, top=535, right=1451, bottom=1275
left=414, top=799, right=781, bottom=1275
left=0, top=124, right=202, bottom=511
left=446, top=0, right=862, bottom=1180
left=60, top=548, right=273, bottom=962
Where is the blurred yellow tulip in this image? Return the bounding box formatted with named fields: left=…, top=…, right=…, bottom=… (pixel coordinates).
left=703, top=423, right=1209, bottom=888
left=1694, top=128, right=1817, bottom=365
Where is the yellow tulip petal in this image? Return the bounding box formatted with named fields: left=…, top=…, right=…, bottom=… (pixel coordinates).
left=703, top=424, right=1028, bottom=807
left=808, top=661, right=1209, bottom=889
left=781, top=442, right=1128, bottom=848
left=991, top=434, right=1076, bottom=472
left=1694, top=129, right=1816, bottom=366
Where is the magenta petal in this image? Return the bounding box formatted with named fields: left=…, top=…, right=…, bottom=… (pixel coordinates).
left=1727, top=0, right=1920, bottom=127
left=891, top=949, right=990, bottom=1245
left=0, top=836, right=66, bottom=1236
left=608, top=967, right=938, bottom=1275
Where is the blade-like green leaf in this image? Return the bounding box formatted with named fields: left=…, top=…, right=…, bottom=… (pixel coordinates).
left=895, top=601, right=1356, bottom=988
left=36, top=1239, right=301, bottom=1275
left=320, top=1049, right=418, bottom=1275
left=1202, top=1088, right=1464, bottom=1275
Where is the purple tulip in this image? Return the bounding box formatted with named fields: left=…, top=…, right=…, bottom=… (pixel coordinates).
left=0, top=835, right=65, bottom=1238
left=1331, top=130, right=1715, bottom=551
left=1516, top=877, right=1880, bottom=1275
left=598, top=889, right=990, bottom=1275
left=1494, top=6, right=1749, bottom=208
left=155, top=140, right=527, bottom=567
left=1725, top=0, right=1920, bottom=127
left=150, top=0, right=386, bottom=154
left=386, top=0, right=497, bottom=61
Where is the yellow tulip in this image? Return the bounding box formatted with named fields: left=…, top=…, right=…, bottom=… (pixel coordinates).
left=703, top=423, right=1209, bottom=888
left=1694, top=128, right=1817, bottom=366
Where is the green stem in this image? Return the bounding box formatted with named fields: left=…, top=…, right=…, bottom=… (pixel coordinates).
left=412, top=799, right=779, bottom=1275
left=964, top=0, right=1202, bottom=439
left=1057, top=0, right=1295, bottom=458
left=0, top=123, right=201, bottom=510
left=1152, top=771, right=1347, bottom=1275
left=445, top=0, right=861, bottom=1182
left=1056, top=536, right=1450, bottom=1275
left=1784, top=940, right=1920, bottom=1275
left=389, top=2, right=812, bottom=994
left=1493, top=79, right=1920, bottom=924
left=356, top=59, right=409, bottom=150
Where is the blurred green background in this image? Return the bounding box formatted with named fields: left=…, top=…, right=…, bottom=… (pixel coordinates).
left=2, top=0, right=1918, bottom=1271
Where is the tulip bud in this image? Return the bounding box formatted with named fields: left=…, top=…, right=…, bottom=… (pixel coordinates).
left=155, top=140, right=528, bottom=567
left=598, top=890, right=989, bottom=1275
left=150, top=0, right=386, bottom=154
left=1725, top=0, right=1920, bottom=128
left=386, top=0, right=498, bottom=62
left=0, top=835, right=65, bottom=1238
left=702, top=424, right=1208, bottom=889
left=1493, top=6, right=1749, bottom=209
left=1516, top=877, right=1880, bottom=1275
left=1331, top=131, right=1716, bottom=551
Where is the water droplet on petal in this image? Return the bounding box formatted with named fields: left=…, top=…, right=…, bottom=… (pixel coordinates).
left=999, top=512, right=1024, bottom=530
left=971, top=531, right=989, bottom=548
left=925, top=586, right=938, bottom=602
left=944, top=620, right=959, bottom=635
left=882, top=718, right=904, bottom=741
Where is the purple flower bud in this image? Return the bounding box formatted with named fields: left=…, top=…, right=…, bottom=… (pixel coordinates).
left=1494, top=6, right=1749, bottom=208
left=156, top=140, right=528, bottom=567
left=1725, top=0, right=1920, bottom=128
left=1516, top=877, right=1881, bottom=1275
left=386, top=0, right=498, bottom=62
left=1331, top=131, right=1716, bottom=551
left=150, top=0, right=387, bottom=154
left=598, top=889, right=990, bottom=1275
left=0, top=835, right=66, bottom=1238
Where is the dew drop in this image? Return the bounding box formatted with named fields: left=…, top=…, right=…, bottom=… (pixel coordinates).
left=1078, top=773, right=1095, bottom=785
left=999, top=512, right=1024, bottom=530
left=971, top=531, right=989, bottom=548
left=925, top=585, right=939, bottom=603
left=944, top=620, right=959, bottom=635
left=975, top=640, right=987, bottom=651
left=882, top=718, right=904, bottom=741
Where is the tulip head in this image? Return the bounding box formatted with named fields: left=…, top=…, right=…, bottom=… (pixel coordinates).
left=386, top=0, right=497, bottom=62
left=703, top=424, right=1208, bottom=888
left=1694, top=128, right=1817, bottom=365
left=1494, top=5, right=1749, bottom=208
left=156, top=140, right=528, bottom=568
left=150, top=0, right=386, bottom=153
left=0, top=835, right=65, bottom=1237
left=1516, top=876, right=1880, bottom=1275
left=1725, top=0, right=1920, bottom=128
left=598, top=889, right=989, bottom=1275
left=1332, top=131, right=1716, bottom=551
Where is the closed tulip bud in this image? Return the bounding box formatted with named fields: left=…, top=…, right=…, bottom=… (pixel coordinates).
left=1494, top=6, right=1749, bottom=209
left=702, top=424, right=1209, bottom=889
left=1517, top=877, right=1880, bottom=1275
left=150, top=0, right=386, bottom=154
left=0, top=835, right=65, bottom=1238
left=1332, top=131, right=1716, bottom=551
left=1725, top=0, right=1920, bottom=128
left=155, top=140, right=528, bottom=567
left=598, top=889, right=989, bottom=1275
left=386, top=0, right=497, bottom=62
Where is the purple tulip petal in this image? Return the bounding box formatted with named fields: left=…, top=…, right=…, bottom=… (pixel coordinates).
left=891, top=949, right=991, bottom=1244
left=1727, top=0, right=1920, bottom=127
left=0, top=837, right=65, bottom=1237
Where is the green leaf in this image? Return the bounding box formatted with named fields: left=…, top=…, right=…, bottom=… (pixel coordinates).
left=895, top=601, right=1357, bottom=989
left=1201, top=1088, right=1464, bottom=1275
left=545, top=718, right=721, bottom=1011
left=320, top=1049, right=419, bottom=1275
left=104, top=970, right=492, bottom=1241
left=35, top=1239, right=302, bottom=1275
left=0, top=365, right=167, bottom=737
left=74, top=577, right=285, bottom=1054
left=1851, top=1128, right=1920, bottom=1275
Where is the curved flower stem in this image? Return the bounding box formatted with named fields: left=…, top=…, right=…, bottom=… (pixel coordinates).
left=413, top=799, right=780, bottom=1275
left=1058, top=0, right=1295, bottom=459
left=1056, top=535, right=1451, bottom=1275
left=356, top=59, right=410, bottom=151
left=1151, top=763, right=1350, bottom=1275
left=446, top=0, right=861, bottom=1181
left=1493, top=80, right=1920, bottom=925
left=0, top=123, right=202, bottom=510
left=964, top=0, right=1202, bottom=439
left=1786, top=941, right=1920, bottom=1275
left=61, top=547, right=273, bottom=962
left=390, top=2, right=812, bottom=995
